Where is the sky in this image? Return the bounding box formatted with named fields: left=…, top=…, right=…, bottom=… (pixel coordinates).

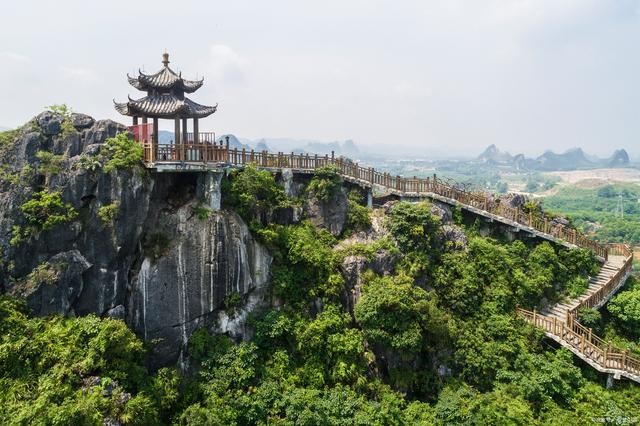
left=1, top=0, right=639, bottom=158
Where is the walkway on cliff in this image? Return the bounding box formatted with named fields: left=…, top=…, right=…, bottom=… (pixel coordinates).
left=131, top=131, right=636, bottom=382
left=518, top=245, right=637, bottom=384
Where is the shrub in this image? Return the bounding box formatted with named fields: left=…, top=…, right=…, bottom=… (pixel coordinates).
left=47, top=103, right=76, bottom=137
left=77, top=154, right=101, bottom=172
left=345, top=201, right=371, bottom=233
left=607, top=280, right=640, bottom=338
left=10, top=190, right=78, bottom=245
left=307, top=165, right=343, bottom=202
left=192, top=202, right=212, bottom=220
left=223, top=291, right=243, bottom=316
left=101, top=133, right=144, bottom=172
left=223, top=164, right=289, bottom=226
left=36, top=151, right=64, bottom=180
left=98, top=202, right=119, bottom=227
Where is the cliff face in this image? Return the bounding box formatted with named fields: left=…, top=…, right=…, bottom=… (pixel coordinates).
left=0, top=112, right=272, bottom=367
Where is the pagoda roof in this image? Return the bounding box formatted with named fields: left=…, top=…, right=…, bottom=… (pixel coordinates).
left=127, top=53, right=204, bottom=93
left=114, top=94, right=217, bottom=119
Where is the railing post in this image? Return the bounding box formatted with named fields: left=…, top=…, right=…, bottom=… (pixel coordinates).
left=553, top=316, right=557, bottom=335
left=622, top=350, right=627, bottom=369
left=533, top=308, right=537, bottom=326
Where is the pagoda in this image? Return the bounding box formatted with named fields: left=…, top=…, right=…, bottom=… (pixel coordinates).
left=114, top=52, right=217, bottom=146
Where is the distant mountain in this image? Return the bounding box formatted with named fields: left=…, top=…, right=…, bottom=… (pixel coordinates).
left=255, top=139, right=270, bottom=152
left=216, top=134, right=250, bottom=150
left=531, top=148, right=593, bottom=171
left=477, top=144, right=513, bottom=164
left=607, top=149, right=630, bottom=167
left=0, top=126, right=10, bottom=132
left=476, top=145, right=631, bottom=171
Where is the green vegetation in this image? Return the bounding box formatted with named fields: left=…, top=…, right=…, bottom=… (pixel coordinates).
left=47, top=103, right=77, bottom=137
left=191, top=202, right=212, bottom=220
left=0, top=296, right=172, bottom=424
left=101, top=133, right=144, bottom=173
left=345, top=189, right=371, bottom=234
left=10, top=189, right=78, bottom=246
left=543, top=183, right=640, bottom=244
left=607, top=277, right=640, bottom=339
left=98, top=202, right=119, bottom=227
left=2, top=162, right=638, bottom=424
left=77, top=153, right=102, bottom=172
left=222, top=164, right=290, bottom=228
left=307, top=165, right=343, bottom=201
left=36, top=150, right=64, bottom=184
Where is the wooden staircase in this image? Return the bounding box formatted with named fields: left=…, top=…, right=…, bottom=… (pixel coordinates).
left=518, top=244, right=638, bottom=383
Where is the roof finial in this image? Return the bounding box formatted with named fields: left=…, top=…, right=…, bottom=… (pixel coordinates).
left=162, top=51, right=170, bottom=67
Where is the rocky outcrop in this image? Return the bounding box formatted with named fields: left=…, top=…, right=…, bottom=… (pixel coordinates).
left=340, top=249, right=398, bottom=316
left=131, top=202, right=271, bottom=367
left=0, top=112, right=274, bottom=368
left=305, top=187, right=349, bottom=236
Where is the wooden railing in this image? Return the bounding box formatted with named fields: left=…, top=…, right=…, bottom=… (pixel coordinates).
left=568, top=244, right=633, bottom=314
left=517, top=245, right=637, bottom=381
left=130, top=129, right=610, bottom=258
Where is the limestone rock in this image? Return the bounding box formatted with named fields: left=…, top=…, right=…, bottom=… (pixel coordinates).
left=305, top=187, right=349, bottom=236
left=430, top=202, right=452, bottom=223
left=131, top=204, right=272, bottom=367
left=70, top=113, right=95, bottom=129
left=36, top=111, right=63, bottom=136
left=17, top=250, right=92, bottom=316
left=440, top=225, right=467, bottom=250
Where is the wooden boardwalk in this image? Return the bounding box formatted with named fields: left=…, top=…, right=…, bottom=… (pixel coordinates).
left=518, top=244, right=637, bottom=383
left=133, top=133, right=636, bottom=382
left=138, top=139, right=608, bottom=258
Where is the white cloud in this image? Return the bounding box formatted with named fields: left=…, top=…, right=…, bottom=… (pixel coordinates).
left=0, top=51, right=29, bottom=63
left=58, top=66, right=99, bottom=82
left=208, top=44, right=246, bottom=84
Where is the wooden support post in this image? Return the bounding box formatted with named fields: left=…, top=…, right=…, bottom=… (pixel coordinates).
left=142, top=116, right=148, bottom=125
left=152, top=117, right=158, bottom=158
left=331, top=150, right=335, bottom=162
left=174, top=118, right=181, bottom=159
left=182, top=118, right=188, bottom=160
left=133, top=116, right=139, bottom=126
left=553, top=316, right=557, bottom=335
left=225, top=136, right=230, bottom=163
left=193, top=118, right=199, bottom=144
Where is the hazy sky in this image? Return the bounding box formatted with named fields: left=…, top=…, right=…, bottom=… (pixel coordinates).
left=2, top=0, right=639, bottom=157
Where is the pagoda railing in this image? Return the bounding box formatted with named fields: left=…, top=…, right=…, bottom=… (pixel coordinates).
left=128, top=127, right=610, bottom=259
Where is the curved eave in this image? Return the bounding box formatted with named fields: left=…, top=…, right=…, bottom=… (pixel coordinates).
left=113, top=96, right=217, bottom=119
left=131, top=66, right=204, bottom=93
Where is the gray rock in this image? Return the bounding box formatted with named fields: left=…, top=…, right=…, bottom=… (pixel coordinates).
left=83, top=119, right=128, bottom=147
left=17, top=250, right=92, bottom=316
left=551, top=217, right=571, bottom=227
left=441, top=225, right=467, bottom=250
left=430, top=202, right=452, bottom=223
left=52, top=132, right=82, bottom=157
left=106, top=304, right=126, bottom=320
left=36, top=111, right=63, bottom=136
left=340, top=249, right=397, bottom=314
left=305, top=187, right=349, bottom=236
left=70, top=113, right=95, bottom=129
left=502, top=193, right=528, bottom=209
left=131, top=205, right=272, bottom=367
